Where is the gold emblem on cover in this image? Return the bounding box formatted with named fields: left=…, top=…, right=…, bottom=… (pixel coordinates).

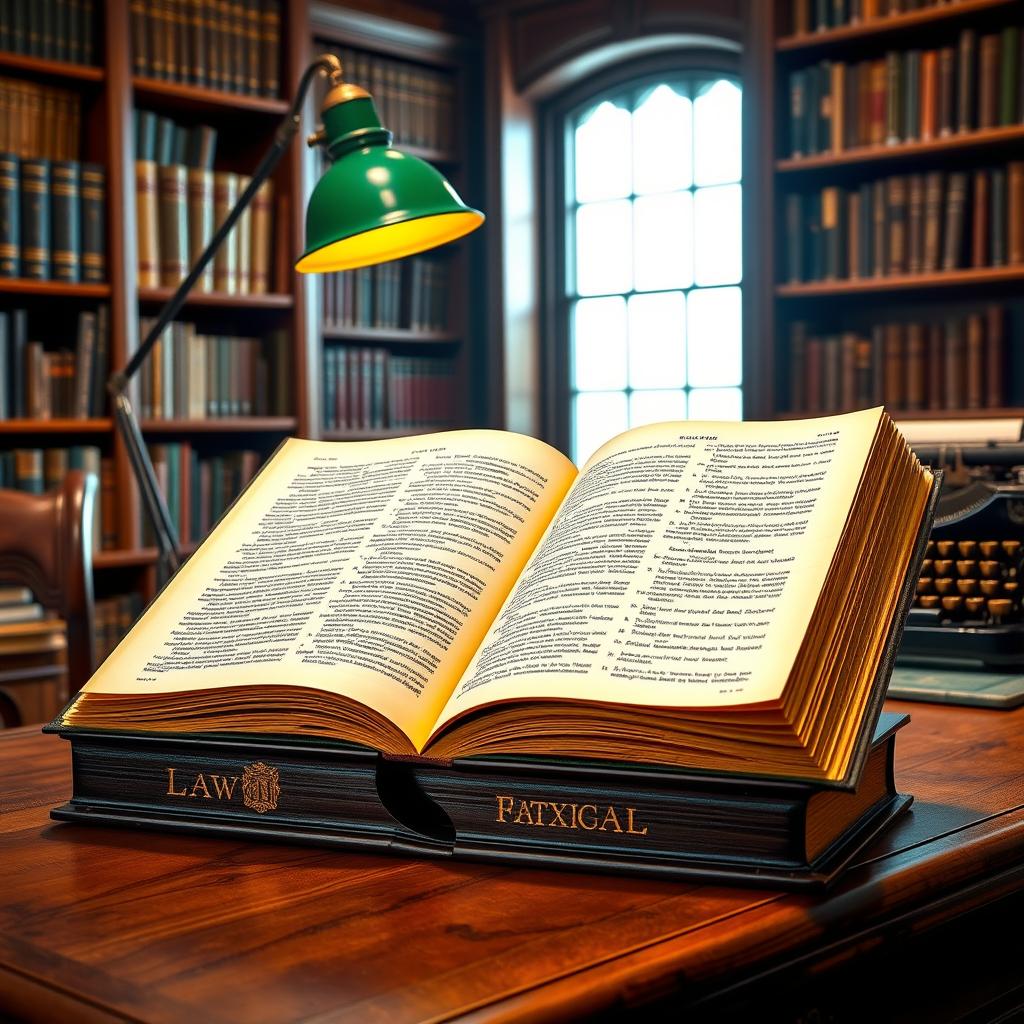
left=241, top=762, right=280, bottom=813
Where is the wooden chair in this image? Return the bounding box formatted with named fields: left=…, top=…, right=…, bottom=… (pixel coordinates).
left=0, top=470, right=97, bottom=697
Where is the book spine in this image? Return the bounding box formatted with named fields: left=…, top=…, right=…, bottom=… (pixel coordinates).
left=0, top=154, right=19, bottom=278
left=944, top=319, right=965, bottom=409
left=978, top=33, right=999, bottom=130
left=20, top=158, right=51, bottom=280
left=971, top=169, right=989, bottom=268
left=790, top=70, right=806, bottom=158
left=785, top=195, right=804, bottom=283
left=840, top=332, right=857, bottom=410
left=1000, top=26, right=1019, bottom=126
left=937, top=46, right=955, bottom=136
left=50, top=159, right=81, bottom=283
left=1010, top=162, right=1024, bottom=265
left=985, top=306, right=1004, bottom=407
left=965, top=313, right=984, bottom=410
left=884, top=50, right=901, bottom=144
left=213, top=171, right=238, bottom=293
left=871, top=180, right=886, bottom=276
left=135, top=160, right=160, bottom=287
left=80, top=163, right=105, bottom=283
left=186, top=168, right=214, bottom=292
left=956, top=29, right=976, bottom=133
left=906, top=173, right=923, bottom=275
left=926, top=323, right=943, bottom=410
left=990, top=167, right=1007, bottom=267
left=249, top=179, right=272, bottom=295
left=234, top=173, right=252, bottom=294
left=904, top=322, right=925, bottom=411
left=902, top=50, right=919, bottom=143
left=157, top=163, right=188, bottom=287
left=941, top=171, right=967, bottom=271
left=887, top=176, right=906, bottom=275
left=883, top=323, right=904, bottom=408
left=920, top=49, right=938, bottom=141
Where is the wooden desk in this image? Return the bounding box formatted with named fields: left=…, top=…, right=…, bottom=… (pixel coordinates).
left=2, top=701, right=1024, bottom=1023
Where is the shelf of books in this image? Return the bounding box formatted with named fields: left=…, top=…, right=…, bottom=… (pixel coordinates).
left=768, top=0, right=1024, bottom=423
left=310, top=4, right=481, bottom=440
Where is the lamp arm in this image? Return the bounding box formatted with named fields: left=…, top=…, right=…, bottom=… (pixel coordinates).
left=106, top=53, right=343, bottom=581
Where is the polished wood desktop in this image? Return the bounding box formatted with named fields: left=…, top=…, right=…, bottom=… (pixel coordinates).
left=2, top=700, right=1023, bottom=1023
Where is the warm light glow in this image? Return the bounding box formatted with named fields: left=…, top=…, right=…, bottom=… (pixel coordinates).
left=296, top=210, right=484, bottom=272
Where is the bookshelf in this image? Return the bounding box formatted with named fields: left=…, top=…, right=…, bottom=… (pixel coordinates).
left=309, top=3, right=483, bottom=441
left=0, top=0, right=484, bottom=664
left=753, top=0, right=1024, bottom=424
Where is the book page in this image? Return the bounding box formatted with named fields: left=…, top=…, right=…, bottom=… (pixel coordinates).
left=431, top=409, right=883, bottom=734
left=82, top=431, right=576, bottom=751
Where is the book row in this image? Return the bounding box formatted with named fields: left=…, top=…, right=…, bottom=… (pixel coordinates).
left=0, top=0, right=99, bottom=65
left=788, top=306, right=1007, bottom=414
left=0, top=156, right=106, bottom=282
left=788, top=26, right=1024, bottom=156
left=0, top=446, right=114, bottom=550
left=146, top=445, right=262, bottom=545
left=322, top=348, right=457, bottom=432
left=330, top=46, right=456, bottom=155
left=0, top=306, right=110, bottom=420
left=136, top=164, right=273, bottom=293
left=95, top=593, right=145, bottom=667
left=130, top=0, right=281, bottom=98
left=323, top=258, right=450, bottom=333
left=790, top=0, right=978, bottom=35
left=136, top=319, right=289, bottom=420
left=0, top=77, right=82, bottom=162
left=784, top=164, right=1024, bottom=282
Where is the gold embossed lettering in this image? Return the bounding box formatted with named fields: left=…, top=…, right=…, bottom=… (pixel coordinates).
left=529, top=800, right=546, bottom=825
left=626, top=807, right=648, bottom=835
left=578, top=804, right=598, bottom=830
left=514, top=800, right=533, bottom=825
left=548, top=802, right=569, bottom=827
left=600, top=806, right=623, bottom=832
left=166, top=767, right=187, bottom=797
left=210, top=775, right=239, bottom=800
left=495, top=795, right=514, bottom=823
left=189, top=773, right=212, bottom=799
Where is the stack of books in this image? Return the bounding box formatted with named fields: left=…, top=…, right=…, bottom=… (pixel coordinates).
left=0, top=587, right=68, bottom=729
left=0, top=307, right=110, bottom=420
left=788, top=26, right=1024, bottom=156
left=130, top=0, right=282, bottom=98
left=784, top=163, right=1024, bottom=281
left=134, top=110, right=273, bottom=293
left=0, top=1, right=99, bottom=64
left=789, top=306, right=1007, bottom=414
left=323, top=257, right=450, bottom=333
left=323, top=349, right=456, bottom=432
left=137, top=319, right=289, bottom=420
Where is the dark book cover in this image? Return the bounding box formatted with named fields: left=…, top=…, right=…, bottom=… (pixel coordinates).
left=847, top=190, right=861, bottom=277
left=157, top=164, right=188, bottom=287
left=1000, top=27, right=1019, bottom=125
left=806, top=63, right=820, bottom=154
left=50, top=160, right=81, bottom=283
left=11, top=309, right=27, bottom=419
left=990, top=166, right=1007, bottom=267
left=905, top=322, right=925, bottom=410
left=90, top=303, right=109, bottom=418
left=944, top=318, right=966, bottom=409
left=72, top=309, right=96, bottom=420
left=819, top=62, right=834, bottom=155
left=926, top=322, right=944, bottom=410
left=885, top=50, right=902, bottom=143
left=903, top=49, right=920, bottom=142
left=855, top=336, right=872, bottom=407
left=985, top=306, right=1005, bottom=408
left=978, top=34, right=999, bottom=130
left=80, top=163, right=105, bottom=283
left=938, top=46, right=955, bottom=136
left=790, top=70, right=807, bottom=157
left=0, top=154, right=19, bottom=278
left=822, top=185, right=844, bottom=279
left=840, top=332, right=858, bottom=410
left=130, top=0, right=149, bottom=76
left=0, top=311, right=8, bottom=420
left=20, top=159, right=51, bottom=280
left=883, top=323, right=904, bottom=407
left=871, top=179, right=886, bottom=276
left=871, top=324, right=885, bottom=405
left=886, top=175, right=907, bottom=274
left=261, top=0, right=280, bottom=97
left=1008, top=162, right=1024, bottom=264
left=957, top=28, right=976, bottom=133
left=858, top=181, right=872, bottom=278
left=965, top=313, right=984, bottom=410
left=789, top=321, right=807, bottom=412
left=941, top=170, right=968, bottom=271
left=922, top=170, right=944, bottom=271
left=971, top=168, right=990, bottom=268
left=907, top=173, right=924, bottom=274
left=844, top=60, right=859, bottom=149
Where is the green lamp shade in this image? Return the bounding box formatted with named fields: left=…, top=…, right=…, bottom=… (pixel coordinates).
left=297, top=145, right=484, bottom=273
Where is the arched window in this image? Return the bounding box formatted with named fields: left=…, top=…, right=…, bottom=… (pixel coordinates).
left=552, top=70, right=742, bottom=464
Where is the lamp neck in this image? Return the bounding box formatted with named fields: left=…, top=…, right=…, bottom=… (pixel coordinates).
left=323, top=96, right=392, bottom=162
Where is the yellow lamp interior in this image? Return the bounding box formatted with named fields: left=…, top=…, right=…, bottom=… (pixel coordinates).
left=296, top=211, right=484, bottom=273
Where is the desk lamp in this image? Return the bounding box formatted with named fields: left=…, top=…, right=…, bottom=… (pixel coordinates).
left=108, top=54, right=484, bottom=582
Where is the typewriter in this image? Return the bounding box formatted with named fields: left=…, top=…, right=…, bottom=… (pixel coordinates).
left=899, top=427, right=1024, bottom=670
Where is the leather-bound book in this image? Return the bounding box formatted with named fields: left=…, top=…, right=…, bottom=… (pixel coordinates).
left=245, top=0, right=261, bottom=96
left=903, top=50, right=920, bottom=143
left=822, top=186, right=844, bottom=278
left=1001, top=27, right=1019, bottom=125
left=857, top=58, right=872, bottom=145
left=213, top=171, right=239, bottom=293
left=789, top=70, right=807, bottom=157
left=1008, top=162, right=1024, bottom=264
left=818, top=62, right=833, bottom=155
left=260, top=0, right=280, bottom=98
left=233, top=174, right=253, bottom=294
left=805, top=335, right=823, bottom=413
left=978, top=34, right=999, bottom=130
left=0, top=154, right=19, bottom=278
left=854, top=336, right=872, bottom=407
left=904, top=322, right=925, bottom=411
left=883, top=323, right=904, bottom=408
left=50, top=160, right=81, bottom=283
left=80, top=163, right=105, bottom=283
left=885, top=50, right=901, bottom=143
left=186, top=168, right=214, bottom=292
left=871, top=179, right=886, bottom=276
left=130, top=0, right=149, bottom=76
left=926, top=322, right=943, bottom=410
left=789, top=321, right=807, bottom=412
left=971, top=169, right=990, bottom=267
left=956, top=29, right=976, bottom=133
left=886, top=176, right=907, bottom=275
left=937, top=46, right=955, bottom=136
left=785, top=194, right=804, bottom=283
left=871, top=323, right=885, bottom=404
left=857, top=182, right=872, bottom=278
left=985, top=306, right=1005, bottom=408
left=943, top=319, right=966, bottom=409
left=831, top=61, right=846, bottom=152
left=990, top=167, right=1007, bottom=267
left=869, top=58, right=886, bottom=144
left=249, top=179, right=273, bottom=295
left=907, top=174, right=924, bottom=274
left=157, top=163, right=188, bottom=287
left=847, top=190, right=861, bottom=278
left=920, top=49, right=938, bottom=141
left=808, top=192, right=823, bottom=281
left=20, top=158, right=51, bottom=280
left=844, top=60, right=859, bottom=149
left=135, top=160, right=160, bottom=288
left=965, top=313, right=985, bottom=410
left=840, top=332, right=858, bottom=410
left=941, top=171, right=968, bottom=271
left=922, top=170, right=944, bottom=272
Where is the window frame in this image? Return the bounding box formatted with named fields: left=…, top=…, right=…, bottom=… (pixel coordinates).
left=539, top=49, right=742, bottom=459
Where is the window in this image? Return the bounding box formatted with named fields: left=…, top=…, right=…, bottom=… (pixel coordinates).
left=565, top=74, right=742, bottom=464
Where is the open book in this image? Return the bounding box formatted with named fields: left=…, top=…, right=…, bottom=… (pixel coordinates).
left=62, top=408, right=933, bottom=785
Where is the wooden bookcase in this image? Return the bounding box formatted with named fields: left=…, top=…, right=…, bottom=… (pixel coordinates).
left=0, top=0, right=484, bottom=629
left=309, top=1, right=484, bottom=441
left=751, top=0, right=1024, bottom=423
